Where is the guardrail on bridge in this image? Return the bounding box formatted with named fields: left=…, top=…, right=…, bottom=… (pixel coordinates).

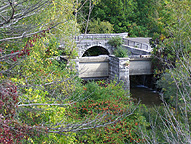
left=123, top=38, right=152, bottom=51
left=75, top=33, right=128, bottom=41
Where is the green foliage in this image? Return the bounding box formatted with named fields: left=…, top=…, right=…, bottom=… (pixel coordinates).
left=108, top=36, right=123, bottom=47
left=9, top=34, right=78, bottom=143
left=1, top=0, right=79, bottom=143
left=140, top=103, right=191, bottom=143
left=139, top=105, right=176, bottom=143
left=107, top=37, right=128, bottom=57
left=87, top=18, right=114, bottom=34
left=78, top=0, right=162, bottom=36
left=0, top=82, right=38, bottom=143
left=71, top=80, right=127, bottom=101
left=151, top=0, right=191, bottom=76
left=90, top=0, right=138, bottom=33
left=18, top=104, right=76, bottom=143
left=67, top=80, right=149, bottom=143
left=2, top=0, right=190, bottom=143
left=114, top=46, right=129, bottom=58
left=156, top=60, right=191, bottom=108
left=128, top=23, right=149, bottom=37
left=156, top=73, right=177, bottom=105
left=143, top=1, right=191, bottom=143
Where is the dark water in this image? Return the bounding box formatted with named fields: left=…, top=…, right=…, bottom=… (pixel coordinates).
left=130, top=85, right=162, bottom=106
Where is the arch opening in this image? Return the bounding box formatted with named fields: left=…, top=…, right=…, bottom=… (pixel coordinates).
left=82, top=46, right=109, bottom=57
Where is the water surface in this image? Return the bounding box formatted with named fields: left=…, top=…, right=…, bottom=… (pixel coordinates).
left=130, top=85, right=162, bottom=106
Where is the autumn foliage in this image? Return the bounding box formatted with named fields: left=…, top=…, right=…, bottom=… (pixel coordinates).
left=0, top=82, right=34, bottom=143
left=67, top=81, right=148, bottom=143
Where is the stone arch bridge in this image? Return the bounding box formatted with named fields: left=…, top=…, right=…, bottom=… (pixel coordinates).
left=72, top=33, right=153, bottom=90
left=75, top=33, right=152, bottom=57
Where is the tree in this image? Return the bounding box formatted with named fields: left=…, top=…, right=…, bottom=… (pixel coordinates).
left=107, top=36, right=123, bottom=48
left=76, top=0, right=100, bottom=34
left=87, top=18, right=113, bottom=34
left=90, top=0, right=138, bottom=33
left=140, top=0, right=191, bottom=143
left=0, top=0, right=79, bottom=143
left=0, top=0, right=139, bottom=143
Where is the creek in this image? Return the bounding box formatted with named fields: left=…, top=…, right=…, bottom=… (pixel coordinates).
left=130, top=75, right=162, bottom=106
left=83, top=75, right=162, bottom=106
left=131, top=85, right=162, bottom=106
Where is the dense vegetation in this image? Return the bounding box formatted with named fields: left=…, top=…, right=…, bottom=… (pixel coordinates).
left=0, top=0, right=190, bottom=143
left=78, top=0, right=172, bottom=37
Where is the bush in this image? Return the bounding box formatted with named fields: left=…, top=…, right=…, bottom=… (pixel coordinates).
left=108, top=36, right=123, bottom=47
left=108, top=37, right=128, bottom=57
left=67, top=80, right=149, bottom=143
left=114, top=46, right=129, bottom=58
left=0, top=81, right=43, bottom=143
left=156, top=72, right=177, bottom=106
left=88, top=18, right=114, bottom=34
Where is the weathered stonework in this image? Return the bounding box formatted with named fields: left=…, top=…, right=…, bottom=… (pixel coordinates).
left=109, top=55, right=130, bottom=90
left=73, top=55, right=152, bottom=91
left=76, top=33, right=128, bottom=57
left=74, top=33, right=152, bottom=57
left=77, top=41, right=113, bottom=57
left=73, top=55, right=130, bottom=90
left=109, top=55, right=119, bottom=80
left=70, top=33, right=153, bottom=91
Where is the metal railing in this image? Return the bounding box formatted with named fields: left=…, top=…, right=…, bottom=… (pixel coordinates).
left=123, top=38, right=151, bottom=51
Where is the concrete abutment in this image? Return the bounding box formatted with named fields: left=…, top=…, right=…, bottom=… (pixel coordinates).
left=74, top=56, right=130, bottom=90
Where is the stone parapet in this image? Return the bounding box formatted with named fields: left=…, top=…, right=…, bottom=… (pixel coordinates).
left=129, top=57, right=152, bottom=75
left=75, top=33, right=128, bottom=41
left=78, top=56, right=109, bottom=78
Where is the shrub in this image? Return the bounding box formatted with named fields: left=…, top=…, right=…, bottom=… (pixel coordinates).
left=114, top=46, right=129, bottom=58
left=0, top=81, right=43, bottom=143
left=88, top=18, right=114, bottom=34
left=108, top=36, right=123, bottom=47
left=67, top=80, right=149, bottom=143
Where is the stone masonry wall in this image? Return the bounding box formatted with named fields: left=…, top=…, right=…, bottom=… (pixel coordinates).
left=109, top=55, right=119, bottom=80
left=109, top=55, right=130, bottom=91
left=118, top=57, right=130, bottom=91
left=73, top=55, right=130, bottom=91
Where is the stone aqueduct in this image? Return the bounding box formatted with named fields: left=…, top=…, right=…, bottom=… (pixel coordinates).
left=70, top=33, right=153, bottom=90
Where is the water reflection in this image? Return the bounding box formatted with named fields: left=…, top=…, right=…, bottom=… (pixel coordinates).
left=130, top=85, right=162, bottom=106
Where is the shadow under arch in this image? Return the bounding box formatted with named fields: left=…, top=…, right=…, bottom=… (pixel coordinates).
left=82, top=46, right=110, bottom=57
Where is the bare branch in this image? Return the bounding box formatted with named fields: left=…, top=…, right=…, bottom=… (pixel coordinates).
left=48, top=106, right=137, bottom=133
